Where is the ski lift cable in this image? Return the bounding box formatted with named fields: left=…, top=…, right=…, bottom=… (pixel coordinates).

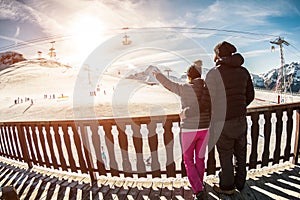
left=129, top=26, right=300, bottom=57
left=125, top=26, right=280, bottom=38
left=0, top=28, right=119, bottom=51
left=288, top=43, right=300, bottom=54
left=10, top=38, right=72, bottom=51
left=0, top=34, right=68, bottom=50
left=0, top=27, right=281, bottom=51
left=284, top=48, right=300, bottom=60
left=0, top=26, right=292, bottom=51
left=0, top=28, right=121, bottom=51
left=0, top=35, right=72, bottom=51
left=162, top=30, right=275, bottom=41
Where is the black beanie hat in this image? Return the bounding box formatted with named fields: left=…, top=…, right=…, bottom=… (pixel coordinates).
left=187, top=65, right=201, bottom=80
left=214, top=41, right=237, bottom=57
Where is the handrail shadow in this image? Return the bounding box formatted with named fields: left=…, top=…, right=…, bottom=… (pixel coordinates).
left=1, top=160, right=299, bottom=200
left=204, top=164, right=300, bottom=200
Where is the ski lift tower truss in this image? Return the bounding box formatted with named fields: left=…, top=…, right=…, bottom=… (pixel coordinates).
left=270, top=37, right=290, bottom=101
left=122, top=27, right=132, bottom=45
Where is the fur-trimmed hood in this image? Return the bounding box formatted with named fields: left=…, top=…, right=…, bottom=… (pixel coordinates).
left=216, top=53, right=244, bottom=67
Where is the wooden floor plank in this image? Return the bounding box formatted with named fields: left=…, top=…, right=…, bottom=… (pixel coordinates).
left=125, top=179, right=142, bottom=199
left=0, top=158, right=299, bottom=200
left=33, top=180, right=50, bottom=200
left=247, top=164, right=299, bottom=199
left=42, top=182, right=59, bottom=200
left=161, top=179, right=173, bottom=199
left=17, top=173, right=42, bottom=197
left=172, top=179, right=185, bottom=200
left=134, top=179, right=152, bottom=199
left=85, top=177, right=115, bottom=200
left=148, top=180, right=163, bottom=200
left=0, top=169, right=12, bottom=183
left=181, top=178, right=194, bottom=200
left=0, top=170, right=19, bottom=187
left=115, top=178, right=134, bottom=200
left=14, top=172, right=31, bottom=192
left=102, top=178, right=125, bottom=200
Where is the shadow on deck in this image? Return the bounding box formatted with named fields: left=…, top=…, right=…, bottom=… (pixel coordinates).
left=0, top=159, right=299, bottom=200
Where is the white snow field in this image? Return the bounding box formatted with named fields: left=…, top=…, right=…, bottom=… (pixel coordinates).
left=0, top=59, right=299, bottom=121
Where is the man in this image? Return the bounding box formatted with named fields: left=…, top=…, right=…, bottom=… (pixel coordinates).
left=206, top=41, right=254, bottom=195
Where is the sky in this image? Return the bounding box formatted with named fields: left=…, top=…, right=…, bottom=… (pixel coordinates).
left=1, top=0, right=300, bottom=75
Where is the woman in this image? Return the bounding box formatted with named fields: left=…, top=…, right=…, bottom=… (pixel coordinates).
left=153, top=62, right=210, bottom=200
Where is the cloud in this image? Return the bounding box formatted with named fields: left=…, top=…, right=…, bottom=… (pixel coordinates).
left=243, top=49, right=272, bottom=58
left=194, top=1, right=279, bottom=26
left=0, top=34, right=23, bottom=43
left=0, top=0, right=41, bottom=23
left=14, top=26, right=20, bottom=37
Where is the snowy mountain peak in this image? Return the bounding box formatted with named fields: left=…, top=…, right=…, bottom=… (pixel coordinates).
left=258, top=62, right=300, bottom=92
left=0, top=51, right=26, bottom=71
left=0, top=51, right=71, bottom=74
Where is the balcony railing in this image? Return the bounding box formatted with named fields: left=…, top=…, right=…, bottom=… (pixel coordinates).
left=0, top=102, right=299, bottom=183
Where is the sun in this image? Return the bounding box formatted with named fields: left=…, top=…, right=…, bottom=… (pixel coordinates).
left=69, top=15, right=106, bottom=51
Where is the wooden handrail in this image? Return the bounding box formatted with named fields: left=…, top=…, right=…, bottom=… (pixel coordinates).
left=0, top=103, right=299, bottom=183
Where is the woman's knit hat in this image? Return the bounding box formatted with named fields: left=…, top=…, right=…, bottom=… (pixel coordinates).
left=187, top=65, right=201, bottom=80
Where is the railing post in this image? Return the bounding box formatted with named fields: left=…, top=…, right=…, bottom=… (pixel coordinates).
left=7, top=125, right=17, bottom=160
left=273, top=109, right=283, bottom=164
left=52, top=124, right=67, bottom=170
left=117, top=122, right=132, bottom=177
left=163, top=118, right=176, bottom=177
left=61, top=124, right=77, bottom=172
left=79, top=123, right=97, bottom=183
left=293, top=108, right=300, bottom=164
left=71, top=123, right=88, bottom=173
left=12, top=125, right=22, bottom=161
left=37, top=125, right=50, bottom=168
left=147, top=122, right=161, bottom=177
left=0, top=125, right=5, bottom=156
left=179, top=130, right=187, bottom=177
left=90, top=123, right=106, bottom=176
left=284, top=108, right=293, bottom=162
left=261, top=111, right=272, bottom=167
left=1, top=125, right=12, bottom=158
left=103, top=123, right=119, bottom=176
left=132, top=121, right=147, bottom=178
left=16, top=125, right=33, bottom=168
left=249, top=112, right=259, bottom=169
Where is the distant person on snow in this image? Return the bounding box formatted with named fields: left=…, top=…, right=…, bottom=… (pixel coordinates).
left=206, top=41, right=254, bottom=195
left=153, top=62, right=211, bottom=200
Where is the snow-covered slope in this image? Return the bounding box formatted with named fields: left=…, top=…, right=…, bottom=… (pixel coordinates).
left=0, top=49, right=299, bottom=121
left=251, top=73, right=264, bottom=88
left=0, top=58, right=78, bottom=121
left=262, top=62, right=300, bottom=92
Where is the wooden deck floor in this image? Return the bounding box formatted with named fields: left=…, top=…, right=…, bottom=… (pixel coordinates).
left=0, top=157, right=299, bottom=200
